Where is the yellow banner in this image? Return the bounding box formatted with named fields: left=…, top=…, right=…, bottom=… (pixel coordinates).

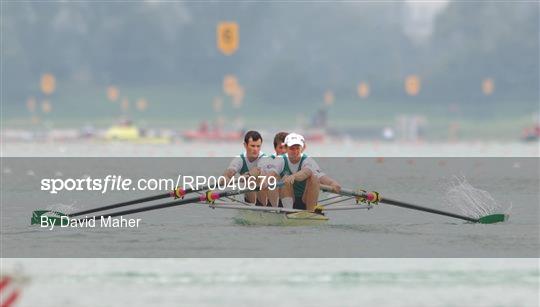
left=217, top=22, right=239, bottom=55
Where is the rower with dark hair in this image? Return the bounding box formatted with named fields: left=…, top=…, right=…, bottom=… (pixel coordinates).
left=272, top=132, right=288, bottom=157
left=259, top=132, right=289, bottom=207
left=223, top=130, right=266, bottom=205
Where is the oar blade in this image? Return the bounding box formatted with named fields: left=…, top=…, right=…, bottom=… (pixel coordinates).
left=31, top=210, right=67, bottom=225
left=477, top=214, right=509, bottom=224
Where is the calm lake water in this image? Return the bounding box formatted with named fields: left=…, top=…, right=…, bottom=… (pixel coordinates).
left=1, top=141, right=539, bottom=306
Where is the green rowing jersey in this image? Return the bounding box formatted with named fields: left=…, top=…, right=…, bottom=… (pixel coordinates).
left=240, top=153, right=266, bottom=174
left=281, top=153, right=308, bottom=198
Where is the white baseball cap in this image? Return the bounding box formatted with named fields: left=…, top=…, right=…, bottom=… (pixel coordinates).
left=284, top=133, right=305, bottom=147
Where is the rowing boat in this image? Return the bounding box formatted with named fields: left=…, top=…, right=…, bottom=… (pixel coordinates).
left=103, top=124, right=171, bottom=144
left=235, top=210, right=328, bottom=226
left=209, top=202, right=330, bottom=226
left=207, top=190, right=375, bottom=226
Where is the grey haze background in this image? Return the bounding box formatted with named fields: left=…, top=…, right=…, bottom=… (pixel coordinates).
left=2, top=2, right=539, bottom=122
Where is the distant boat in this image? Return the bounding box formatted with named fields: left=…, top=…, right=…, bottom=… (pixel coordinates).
left=103, top=121, right=171, bottom=144
left=182, top=121, right=243, bottom=142
left=521, top=124, right=539, bottom=142
left=302, top=130, right=326, bottom=142
left=182, top=129, right=243, bottom=142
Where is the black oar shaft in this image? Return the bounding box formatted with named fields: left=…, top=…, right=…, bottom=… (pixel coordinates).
left=70, top=193, right=171, bottom=217
left=93, top=189, right=250, bottom=220
left=380, top=198, right=478, bottom=223
left=94, top=194, right=203, bottom=219
left=69, top=186, right=203, bottom=217
left=320, top=185, right=478, bottom=223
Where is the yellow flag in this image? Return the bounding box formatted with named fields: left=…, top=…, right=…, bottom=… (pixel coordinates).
left=217, top=22, right=239, bottom=55
left=223, top=74, right=240, bottom=96
left=136, top=98, right=148, bottom=111
left=357, top=82, right=370, bottom=98
left=405, top=75, right=421, bottom=96
left=482, top=78, right=494, bottom=95
left=41, top=74, right=56, bottom=95
left=107, top=86, right=119, bottom=102
left=324, top=90, right=334, bottom=106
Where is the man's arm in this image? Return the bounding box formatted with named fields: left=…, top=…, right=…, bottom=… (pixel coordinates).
left=222, top=157, right=242, bottom=182
left=223, top=168, right=236, bottom=180
left=288, top=157, right=318, bottom=183
left=292, top=168, right=313, bottom=181
left=319, top=175, right=341, bottom=193
left=283, top=168, right=312, bottom=185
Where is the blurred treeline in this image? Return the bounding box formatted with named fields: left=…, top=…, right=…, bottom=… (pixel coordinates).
left=4, top=2, right=539, bottom=105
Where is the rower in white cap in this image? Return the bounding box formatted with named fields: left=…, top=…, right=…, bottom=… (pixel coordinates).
left=264, top=132, right=341, bottom=211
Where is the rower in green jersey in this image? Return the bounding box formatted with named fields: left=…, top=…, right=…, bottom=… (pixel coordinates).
left=271, top=132, right=288, bottom=157
left=223, top=130, right=266, bottom=205
left=265, top=133, right=341, bottom=211
left=259, top=132, right=288, bottom=207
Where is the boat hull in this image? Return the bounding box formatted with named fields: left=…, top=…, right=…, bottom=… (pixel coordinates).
left=233, top=210, right=328, bottom=226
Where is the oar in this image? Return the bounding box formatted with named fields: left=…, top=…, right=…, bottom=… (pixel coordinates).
left=96, top=182, right=284, bottom=220
left=36, top=184, right=273, bottom=226
left=30, top=185, right=206, bottom=225
left=92, top=188, right=254, bottom=220
left=320, top=185, right=508, bottom=224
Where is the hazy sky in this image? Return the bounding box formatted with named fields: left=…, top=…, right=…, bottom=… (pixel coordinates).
left=404, top=1, right=450, bottom=42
